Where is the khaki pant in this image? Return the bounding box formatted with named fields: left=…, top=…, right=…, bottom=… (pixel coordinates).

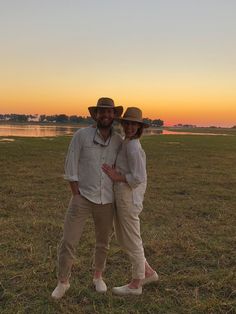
left=57, top=194, right=114, bottom=282
left=114, top=183, right=146, bottom=279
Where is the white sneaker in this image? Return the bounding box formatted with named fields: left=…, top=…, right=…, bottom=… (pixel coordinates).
left=141, top=271, right=159, bottom=286
left=112, top=284, right=142, bottom=296
left=51, top=282, right=70, bottom=299
left=93, top=278, right=107, bottom=293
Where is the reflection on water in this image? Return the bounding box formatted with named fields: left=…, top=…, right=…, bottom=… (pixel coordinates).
left=0, top=138, right=15, bottom=142
left=145, top=129, right=231, bottom=136
left=0, top=124, right=79, bottom=137
left=0, top=124, right=232, bottom=137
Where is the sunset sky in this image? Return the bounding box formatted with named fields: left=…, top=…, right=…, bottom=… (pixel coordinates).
left=0, top=0, right=236, bottom=127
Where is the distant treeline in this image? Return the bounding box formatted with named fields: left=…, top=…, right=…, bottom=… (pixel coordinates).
left=0, top=114, right=164, bottom=127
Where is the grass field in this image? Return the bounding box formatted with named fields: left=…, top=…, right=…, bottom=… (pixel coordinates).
left=0, top=133, right=236, bottom=313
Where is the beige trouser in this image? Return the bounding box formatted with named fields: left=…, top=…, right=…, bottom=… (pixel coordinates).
left=57, top=194, right=114, bottom=282
left=114, top=183, right=146, bottom=280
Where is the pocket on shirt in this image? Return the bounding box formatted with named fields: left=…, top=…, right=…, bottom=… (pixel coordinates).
left=81, top=145, right=101, bottom=161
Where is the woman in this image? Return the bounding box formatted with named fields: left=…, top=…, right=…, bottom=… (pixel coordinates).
left=102, top=107, right=158, bottom=295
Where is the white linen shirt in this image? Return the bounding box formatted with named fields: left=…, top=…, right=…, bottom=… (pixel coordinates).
left=64, top=126, right=122, bottom=204
left=115, top=138, right=147, bottom=209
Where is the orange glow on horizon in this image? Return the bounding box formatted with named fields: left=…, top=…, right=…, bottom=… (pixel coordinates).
left=1, top=76, right=235, bottom=127
left=1, top=96, right=235, bottom=127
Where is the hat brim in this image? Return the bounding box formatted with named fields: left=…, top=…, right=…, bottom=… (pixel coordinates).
left=88, top=106, right=123, bottom=121
left=116, top=117, right=150, bottom=128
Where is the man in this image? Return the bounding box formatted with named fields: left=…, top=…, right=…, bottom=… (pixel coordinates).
left=51, top=97, right=123, bottom=299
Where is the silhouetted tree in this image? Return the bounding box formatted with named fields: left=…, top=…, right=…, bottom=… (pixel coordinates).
left=40, top=115, right=46, bottom=122
left=152, top=119, right=164, bottom=127
left=56, top=114, right=68, bottom=123
left=69, top=115, right=80, bottom=123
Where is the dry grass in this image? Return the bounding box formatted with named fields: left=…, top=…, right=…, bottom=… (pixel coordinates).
left=0, top=133, right=236, bottom=313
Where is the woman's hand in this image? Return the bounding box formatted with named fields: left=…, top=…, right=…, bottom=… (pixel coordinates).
left=102, top=164, right=126, bottom=182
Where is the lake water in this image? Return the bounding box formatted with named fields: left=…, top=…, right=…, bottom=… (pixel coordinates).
left=0, top=124, right=79, bottom=137
left=0, top=124, right=230, bottom=137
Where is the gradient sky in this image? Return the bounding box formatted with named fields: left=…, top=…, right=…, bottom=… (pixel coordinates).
left=0, top=0, right=236, bottom=126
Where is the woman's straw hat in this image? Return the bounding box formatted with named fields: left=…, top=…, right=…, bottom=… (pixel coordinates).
left=117, top=107, right=149, bottom=128
left=88, top=97, right=123, bottom=121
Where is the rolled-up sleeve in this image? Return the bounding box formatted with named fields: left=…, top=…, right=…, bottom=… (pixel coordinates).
left=125, top=141, right=146, bottom=189
left=64, top=130, right=82, bottom=181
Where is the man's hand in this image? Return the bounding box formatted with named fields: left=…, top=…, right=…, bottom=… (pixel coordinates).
left=69, top=181, right=80, bottom=196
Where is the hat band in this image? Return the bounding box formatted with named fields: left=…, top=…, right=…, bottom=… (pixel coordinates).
left=123, top=116, right=142, bottom=121
left=98, top=104, right=114, bottom=107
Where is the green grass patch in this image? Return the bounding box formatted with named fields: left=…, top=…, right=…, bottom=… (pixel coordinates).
left=1, top=134, right=236, bottom=313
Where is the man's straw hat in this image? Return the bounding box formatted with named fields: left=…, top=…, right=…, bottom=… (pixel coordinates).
left=117, top=107, right=149, bottom=128
left=88, top=97, right=123, bottom=121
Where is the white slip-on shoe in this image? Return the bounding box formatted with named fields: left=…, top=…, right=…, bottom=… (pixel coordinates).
left=51, top=282, right=70, bottom=299
left=141, top=271, right=159, bottom=286
left=93, top=278, right=107, bottom=293
left=112, top=284, right=142, bottom=296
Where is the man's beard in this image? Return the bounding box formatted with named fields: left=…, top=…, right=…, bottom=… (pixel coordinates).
left=97, top=120, right=113, bottom=129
